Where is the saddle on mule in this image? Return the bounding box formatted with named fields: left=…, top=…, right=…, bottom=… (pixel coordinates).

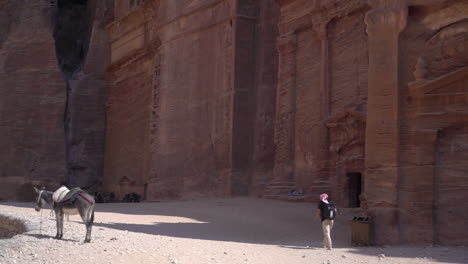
left=53, top=186, right=95, bottom=206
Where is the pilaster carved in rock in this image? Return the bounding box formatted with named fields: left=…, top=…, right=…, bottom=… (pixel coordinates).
left=363, top=5, right=407, bottom=245
left=314, top=22, right=330, bottom=119
left=274, top=33, right=297, bottom=180
left=312, top=22, right=327, bottom=40
left=365, top=6, right=407, bottom=36
left=364, top=5, right=407, bottom=178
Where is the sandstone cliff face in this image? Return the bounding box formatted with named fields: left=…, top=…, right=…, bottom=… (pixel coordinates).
left=274, top=0, right=468, bottom=246
left=2, top=0, right=467, bottom=247
left=103, top=0, right=468, bottom=245
left=270, top=0, right=368, bottom=203
left=0, top=0, right=111, bottom=200
left=60, top=0, right=113, bottom=189
left=250, top=0, right=280, bottom=197
left=103, top=0, right=280, bottom=200
left=0, top=0, right=66, bottom=201
left=399, top=1, right=468, bottom=245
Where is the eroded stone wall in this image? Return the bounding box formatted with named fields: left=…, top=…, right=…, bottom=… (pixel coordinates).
left=104, top=0, right=280, bottom=200
left=0, top=0, right=67, bottom=200
left=2, top=0, right=467, bottom=247
left=63, top=0, right=113, bottom=189
left=250, top=0, right=280, bottom=195
left=270, top=0, right=368, bottom=202
left=275, top=0, right=468, bottom=246
left=398, top=1, right=468, bottom=245
left=0, top=0, right=112, bottom=199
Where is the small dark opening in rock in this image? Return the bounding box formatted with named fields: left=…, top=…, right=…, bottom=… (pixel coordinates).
left=347, top=172, right=362, bottom=208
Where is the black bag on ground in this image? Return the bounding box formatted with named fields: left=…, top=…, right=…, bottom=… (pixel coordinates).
left=323, top=203, right=337, bottom=220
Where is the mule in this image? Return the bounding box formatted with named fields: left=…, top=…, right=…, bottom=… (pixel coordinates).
left=34, top=186, right=95, bottom=243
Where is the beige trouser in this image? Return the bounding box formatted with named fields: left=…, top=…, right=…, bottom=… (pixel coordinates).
left=321, top=219, right=334, bottom=249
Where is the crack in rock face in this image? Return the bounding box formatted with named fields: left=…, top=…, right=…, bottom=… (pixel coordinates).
left=54, top=0, right=96, bottom=188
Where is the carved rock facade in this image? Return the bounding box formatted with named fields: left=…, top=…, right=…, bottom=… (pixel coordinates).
left=103, top=0, right=468, bottom=245
left=1, top=0, right=467, bottom=246
left=103, top=0, right=280, bottom=200
left=271, top=0, right=468, bottom=245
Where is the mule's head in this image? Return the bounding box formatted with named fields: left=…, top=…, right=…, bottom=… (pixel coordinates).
left=33, top=186, right=46, bottom=212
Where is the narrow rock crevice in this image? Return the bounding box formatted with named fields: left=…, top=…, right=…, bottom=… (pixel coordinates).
left=53, top=0, right=92, bottom=187
left=54, top=0, right=91, bottom=77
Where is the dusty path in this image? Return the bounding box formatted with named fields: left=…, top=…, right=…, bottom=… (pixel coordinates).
left=0, top=198, right=466, bottom=264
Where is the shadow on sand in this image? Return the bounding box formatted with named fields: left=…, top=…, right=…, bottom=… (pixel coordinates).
left=92, top=198, right=467, bottom=264
left=22, top=233, right=78, bottom=242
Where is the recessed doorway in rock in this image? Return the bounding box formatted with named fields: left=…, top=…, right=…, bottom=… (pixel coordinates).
left=347, top=172, right=362, bottom=208
left=143, top=183, right=148, bottom=201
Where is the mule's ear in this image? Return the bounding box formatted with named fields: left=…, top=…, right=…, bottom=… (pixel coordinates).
left=33, top=186, right=39, bottom=193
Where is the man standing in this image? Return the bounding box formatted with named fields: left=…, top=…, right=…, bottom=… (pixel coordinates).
left=315, top=193, right=337, bottom=250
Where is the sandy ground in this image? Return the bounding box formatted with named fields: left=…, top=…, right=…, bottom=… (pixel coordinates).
left=0, top=198, right=467, bottom=264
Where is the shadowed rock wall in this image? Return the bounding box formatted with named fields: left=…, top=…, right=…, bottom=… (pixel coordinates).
left=61, top=0, right=113, bottom=189
left=0, top=0, right=112, bottom=199
left=250, top=0, right=280, bottom=197
left=0, top=0, right=66, bottom=200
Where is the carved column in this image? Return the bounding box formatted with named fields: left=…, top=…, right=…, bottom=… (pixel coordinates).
left=314, top=21, right=334, bottom=201
left=364, top=6, right=407, bottom=244
left=273, top=33, right=297, bottom=181
left=318, top=23, right=330, bottom=119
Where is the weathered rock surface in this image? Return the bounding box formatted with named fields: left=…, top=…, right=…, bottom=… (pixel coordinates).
left=103, top=0, right=280, bottom=200
left=1, top=0, right=468, bottom=247
left=0, top=0, right=112, bottom=199
left=0, top=0, right=67, bottom=200
left=273, top=0, right=468, bottom=245
left=62, top=0, right=113, bottom=188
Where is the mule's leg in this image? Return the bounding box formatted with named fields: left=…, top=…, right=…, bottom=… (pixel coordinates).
left=79, top=206, right=94, bottom=243
left=55, top=209, right=64, bottom=239
left=84, top=209, right=94, bottom=243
